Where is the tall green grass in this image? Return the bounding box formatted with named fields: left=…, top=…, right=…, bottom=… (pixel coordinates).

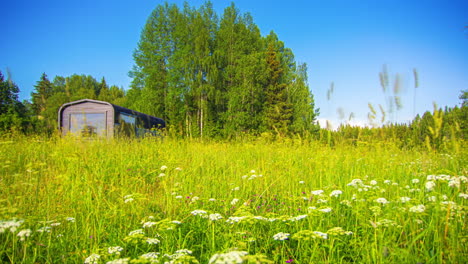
left=1, top=136, right=466, bottom=263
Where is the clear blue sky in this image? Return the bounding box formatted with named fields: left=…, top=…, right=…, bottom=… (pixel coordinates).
left=2, top=0, right=467, bottom=127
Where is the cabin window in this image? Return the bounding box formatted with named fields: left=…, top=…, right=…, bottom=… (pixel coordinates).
left=117, top=113, right=136, bottom=136
left=69, top=113, right=107, bottom=137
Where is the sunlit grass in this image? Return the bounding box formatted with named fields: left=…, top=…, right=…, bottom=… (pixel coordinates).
left=0, top=136, right=466, bottom=263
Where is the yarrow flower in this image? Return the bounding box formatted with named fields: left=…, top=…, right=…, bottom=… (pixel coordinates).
left=231, top=198, right=239, bottom=205
left=66, top=217, right=75, bottom=222
left=17, top=229, right=32, bottom=241
left=425, top=181, right=436, bottom=191
left=208, top=250, right=248, bottom=264
left=191, top=210, right=208, bottom=217
left=412, top=179, right=420, bottom=184
left=209, top=213, right=223, bottom=221
left=0, top=219, right=24, bottom=233
left=273, top=232, right=290, bottom=241
left=375, top=198, right=389, bottom=204
left=459, top=193, right=468, bottom=199
left=329, top=190, right=343, bottom=197
left=146, top=237, right=161, bottom=244
left=106, top=258, right=130, bottom=264
left=409, top=204, right=426, bottom=213
left=311, top=190, right=324, bottom=196
left=160, top=165, right=167, bottom=171
left=370, top=180, right=378, bottom=186
left=108, top=246, right=124, bottom=255
left=84, top=253, right=101, bottom=264
left=400, top=197, right=411, bottom=203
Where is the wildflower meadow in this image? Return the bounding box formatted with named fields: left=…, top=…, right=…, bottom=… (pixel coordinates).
left=0, top=136, right=467, bottom=263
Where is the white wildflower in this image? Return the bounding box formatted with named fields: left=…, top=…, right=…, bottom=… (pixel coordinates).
left=158, top=173, right=166, bottom=177
left=347, top=179, right=363, bottom=187
left=318, top=207, right=332, bottom=213
left=128, top=229, right=145, bottom=236
left=17, top=229, right=32, bottom=241
left=375, top=198, right=389, bottom=204
left=84, top=253, right=101, bottom=264
left=209, top=213, right=223, bottom=221
left=226, top=216, right=246, bottom=224
left=459, top=193, right=468, bottom=199
left=146, top=237, right=160, bottom=244
left=124, top=198, right=134, bottom=203
left=427, top=196, right=436, bottom=202
left=273, top=232, right=290, bottom=241
left=384, top=180, right=391, bottom=185
left=191, top=210, right=208, bottom=217
left=329, top=190, right=343, bottom=197
left=448, top=177, right=460, bottom=188
left=311, top=190, right=324, bottom=196
left=175, top=195, right=183, bottom=199
left=143, top=221, right=157, bottom=228
left=231, top=187, right=240, bottom=191
left=208, top=250, right=248, bottom=264
left=36, top=226, right=51, bottom=233
left=50, top=222, right=61, bottom=227
left=370, top=180, right=378, bottom=186
left=409, top=204, right=426, bottom=213
left=175, top=167, right=182, bottom=171
left=66, top=217, right=75, bottom=222
left=108, top=246, right=124, bottom=255
left=106, top=258, right=130, bottom=264
left=317, top=199, right=328, bottom=203
left=291, top=215, right=308, bottom=221
left=313, top=231, right=328, bottom=239
left=191, top=196, right=200, bottom=202
left=412, top=179, right=420, bottom=184
left=400, top=197, right=411, bottom=203
left=250, top=170, right=256, bottom=174
left=209, top=198, right=216, bottom=202
left=425, top=181, right=436, bottom=191
left=140, top=252, right=160, bottom=260
left=0, top=219, right=23, bottom=233
left=299, top=181, right=305, bottom=184
left=231, top=198, right=239, bottom=205
left=160, top=165, right=167, bottom=171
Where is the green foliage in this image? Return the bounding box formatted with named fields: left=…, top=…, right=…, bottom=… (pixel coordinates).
left=128, top=1, right=318, bottom=138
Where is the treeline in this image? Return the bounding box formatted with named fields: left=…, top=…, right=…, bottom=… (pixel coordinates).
left=324, top=94, right=467, bottom=151
left=126, top=2, right=318, bottom=138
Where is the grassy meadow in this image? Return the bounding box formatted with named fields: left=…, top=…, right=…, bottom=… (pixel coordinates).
left=0, top=136, right=467, bottom=263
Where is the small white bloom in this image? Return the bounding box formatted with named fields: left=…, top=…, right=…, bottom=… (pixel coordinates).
left=311, top=190, right=324, bottom=196
left=66, top=217, right=75, bottom=222
left=250, top=170, right=256, bottom=174
left=273, top=232, right=290, bottom=241
left=427, top=196, right=436, bottom=202
left=459, top=193, right=468, bottom=199
left=400, top=197, right=411, bottom=203
left=231, top=198, right=239, bottom=205
left=412, top=179, right=420, bottom=184
left=375, top=198, right=389, bottom=204
left=318, top=207, right=332, bottom=213
left=191, top=210, right=208, bottom=216
left=384, top=180, right=391, bottom=185
left=299, top=181, right=305, bottom=184
left=313, top=231, right=328, bottom=239
left=143, top=221, right=157, bottom=228
left=175, top=167, right=182, bottom=171
left=160, top=165, right=167, bottom=171
left=158, top=173, right=166, bottom=177
left=209, top=213, right=223, bottom=221
left=317, top=199, right=328, bottom=203
left=128, top=229, right=144, bottom=236
left=124, top=198, right=134, bottom=203
left=50, top=222, right=61, bottom=227
left=108, top=246, right=124, bottom=255
left=370, top=180, right=378, bottom=186
left=409, top=204, right=426, bottom=213
left=172, top=220, right=182, bottom=224
left=17, top=229, right=32, bottom=241
left=175, top=195, right=183, bottom=199
left=106, top=258, right=130, bottom=264
left=191, top=196, right=200, bottom=202
left=140, top=252, right=160, bottom=259
left=329, top=190, right=343, bottom=197
left=84, top=253, right=101, bottom=264
left=209, top=198, right=216, bottom=202
left=425, top=181, right=436, bottom=191
left=146, top=237, right=160, bottom=244
left=231, top=187, right=240, bottom=191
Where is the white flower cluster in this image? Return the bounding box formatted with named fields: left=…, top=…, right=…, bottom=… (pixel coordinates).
left=329, top=190, right=343, bottom=197
left=375, top=198, right=389, bottom=204
left=108, top=246, right=124, bottom=255
left=409, top=204, right=426, bottom=213
left=209, top=250, right=248, bottom=264
left=106, top=258, right=130, bottom=264
left=17, top=229, right=32, bottom=241
left=0, top=219, right=24, bottom=233
left=273, top=232, right=290, bottom=241
left=84, top=253, right=101, bottom=264
left=191, top=210, right=208, bottom=218
left=209, top=213, right=223, bottom=221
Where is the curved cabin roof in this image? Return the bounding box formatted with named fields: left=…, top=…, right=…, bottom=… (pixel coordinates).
left=58, top=99, right=166, bottom=129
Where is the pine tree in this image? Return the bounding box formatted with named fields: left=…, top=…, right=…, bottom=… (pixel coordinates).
left=264, top=42, right=293, bottom=136
left=31, top=73, right=53, bottom=116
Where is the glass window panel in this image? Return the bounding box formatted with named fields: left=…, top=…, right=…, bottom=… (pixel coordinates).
left=69, top=113, right=106, bottom=137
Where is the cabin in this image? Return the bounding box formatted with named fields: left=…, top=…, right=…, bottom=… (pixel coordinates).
left=58, top=99, right=165, bottom=138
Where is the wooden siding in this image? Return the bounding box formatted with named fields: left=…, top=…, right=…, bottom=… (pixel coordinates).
left=60, top=101, right=114, bottom=137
